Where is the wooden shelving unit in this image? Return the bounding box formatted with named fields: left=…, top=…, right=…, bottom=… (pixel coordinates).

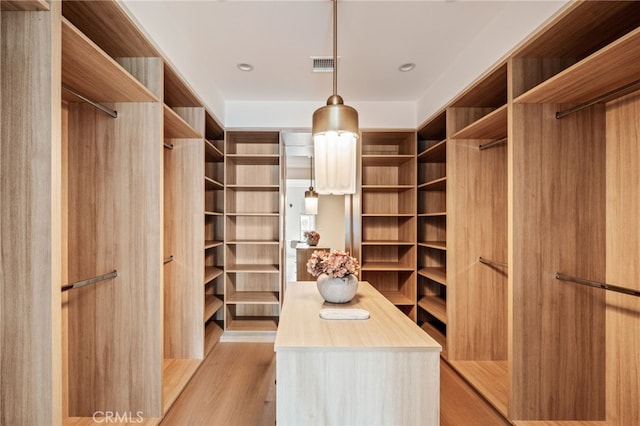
left=416, top=112, right=448, bottom=351
left=359, top=131, right=417, bottom=319
left=224, top=131, right=282, bottom=338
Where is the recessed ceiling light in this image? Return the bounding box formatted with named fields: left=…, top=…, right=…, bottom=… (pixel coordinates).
left=398, top=63, right=415, bottom=72
left=237, top=63, right=253, bottom=72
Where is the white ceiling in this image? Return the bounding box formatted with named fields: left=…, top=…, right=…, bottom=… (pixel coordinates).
left=121, top=0, right=568, bottom=124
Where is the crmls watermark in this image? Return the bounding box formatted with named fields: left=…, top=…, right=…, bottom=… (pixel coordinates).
left=92, top=411, right=144, bottom=423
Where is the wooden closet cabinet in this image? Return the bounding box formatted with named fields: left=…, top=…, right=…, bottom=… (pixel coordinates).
left=416, top=2, right=640, bottom=424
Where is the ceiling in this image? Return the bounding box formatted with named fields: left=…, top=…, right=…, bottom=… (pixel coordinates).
left=121, top=0, right=568, bottom=118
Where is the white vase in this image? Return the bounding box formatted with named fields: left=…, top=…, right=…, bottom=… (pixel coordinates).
left=316, top=273, right=358, bottom=304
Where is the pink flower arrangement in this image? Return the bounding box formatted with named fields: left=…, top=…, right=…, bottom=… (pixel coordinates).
left=304, top=230, right=320, bottom=241
left=306, top=250, right=360, bottom=279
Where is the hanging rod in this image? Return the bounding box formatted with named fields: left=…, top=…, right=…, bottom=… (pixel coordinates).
left=163, top=255, right=174, bottom=264
left=556, top=79, right=640, bottom=119
left=164, top=142, right=174, bottom=150
left=555, top=273, right=640, bottom=297
left=479, top=137, right=507, bottom=151
left=61, top=270, right=118, bottom=292
left=62, top=85, right=118, bottom=119
left=479, top=256, right=508, bottom=268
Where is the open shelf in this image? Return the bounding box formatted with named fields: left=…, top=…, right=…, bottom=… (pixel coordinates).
left=448, top=360, right=509, bottom=419
left=163, top=105, right=201, bottom=139
left=225, top=264, right=280, bottom=273
left=226, top=184, right=279, bottom=190
left=451, top=105, right=507, bottom=140
left=226, top=317, right=279, bottom=333
left=205, top=140, right=224, bottom=161
left=226, top=291, right=280, bottom=305
left=361, top=240, right=414, bottom=246
left=381, top=291, right=415, bottom=305
left=163, top=62, right=201, bottom=108
left=204, top=176, right=223, bottom=190
left=204, top=267, right=223, bottom=284
left=418, top=267, right=447, bottom=286
left=418, top=139, right=446, bottom=163
left=205, top=211, right=223, bottom=216
left=204, top=240, right=223, bottom=249
left=204, top=321, right=224, bottom=356
left=361, top=262, right=414, bottom=271
left=419, top=177, right=446, bottom=191
left=421, top=322, right=447, bottom=359
left=418, top=296, right=447, bottom=324
left=515, top=26, right=640, bottom=104
left=204, top=295, right=223, bottom=322
left=419, top=241, right=447, bottom=251
left=361, top=155, right=415, bottom=165
left=61, top=18, right=158, bottom=103
left=226, top=240, right=279, bottom=245
left=162, top=358, right=201, bottom=415
left=419, top=212, right=447, bottom=217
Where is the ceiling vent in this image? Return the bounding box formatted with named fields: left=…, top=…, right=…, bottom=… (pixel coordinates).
left=311, top=56, right=339, bottom=73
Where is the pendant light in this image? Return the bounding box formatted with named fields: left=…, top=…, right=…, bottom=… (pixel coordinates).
left=312, top=0, right=358, bottom=195
left=304, top=156, right=319, bottom=215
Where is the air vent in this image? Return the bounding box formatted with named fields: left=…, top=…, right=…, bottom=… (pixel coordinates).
left=311, top=56, right=338, bottom=73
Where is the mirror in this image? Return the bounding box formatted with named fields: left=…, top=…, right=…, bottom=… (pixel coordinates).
left=283, top=131, right=346, bottom=283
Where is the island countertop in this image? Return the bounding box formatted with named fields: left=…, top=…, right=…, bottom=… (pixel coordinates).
left=274, top=280, right=441, bottom=351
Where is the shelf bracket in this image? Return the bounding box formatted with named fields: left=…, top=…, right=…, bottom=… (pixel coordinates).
left=479, top=256, right=507, bottom=268
left=555, top=79, right=640, bottom=119
left=556, top=273, right=640, bottom=297
left=62, top=85, right=118, bottom=119
left=62, top=270, right=118, bottom=292
left=478, top=137, right=507, bottom=151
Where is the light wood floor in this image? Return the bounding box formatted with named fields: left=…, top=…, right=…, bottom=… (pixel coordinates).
left=161, top=342, right=509, bottom=426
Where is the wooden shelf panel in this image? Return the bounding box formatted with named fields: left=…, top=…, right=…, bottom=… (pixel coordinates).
left=226, top=240, right=279, bottom=245
left=421, top=322, right=447, bottom=359
left=226, top=291, right=280, bottom=305
left=448, top=360, right=509, bottom=419
left=226, top=154, right=280, bottom=165
left=362, top=240, right=415, bottom=246
left=226, top=317, right=279, bottom=332
left=418, top=267, right=447, bottom=286
left=204, top=266, right=223, bottom=284
left=419, top=241, right=447, bottom=251
left=362, top=185, right=415, bottom=191
left=361, top=155, right=415, bottom=165
left=418, top=140, right=446, bottom=163
left=162, top=358, right=201, bottom=415
left=163, top=62, right=201, bottom=108
left=204, top=211, right=223, bottom=216
left=361, top=262, right=415, bottom=271
left=418, top=296, right=447, bottom=324
left=419, top=212, right=447, bottom=217
left=515, top=26, right=640, bottom=104
left=451, top=105, right=507, bottom=140
left=362, top=213, right=414, bottom=218
left=61, top=18, right=158, bottom=103
left=204, top=176, right=223, bottom=190
left=205, top=140, right=224, bottom=161
left=381, top=291, right=415, bottom=306
left=164, top=105, right=201, bottom=139
left=1, top=0, right=49, bottom=11
left=204, top=240, right=223, bottom=250
left=226, top=184, right=279, bottom=191
left=204, top=321, right=223, bottom=356
left=226, top=212, right=279, bottom=217
left=419, top=177, right=446, bottom=191
left=204, top=295, right=223, bottom=322
left=226, top=264, right=280, bottom=273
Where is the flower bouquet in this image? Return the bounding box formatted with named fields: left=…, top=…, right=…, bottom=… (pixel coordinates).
left=306, top=250, right=360, bottom=303
left=304, top=230, right=320, bottom=246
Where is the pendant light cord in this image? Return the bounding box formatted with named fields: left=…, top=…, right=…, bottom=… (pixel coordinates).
left=310, top=155, right=315, bottom=189
left=333, top=0, right=338, bottom=97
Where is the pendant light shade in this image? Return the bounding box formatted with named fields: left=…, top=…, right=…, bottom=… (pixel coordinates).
left=304, top=156, right=319, bottom=214
left=312, top=0, right=358, bottom=195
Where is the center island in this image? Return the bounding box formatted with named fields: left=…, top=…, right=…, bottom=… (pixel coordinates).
left=274, top=280, right=441, bottom=425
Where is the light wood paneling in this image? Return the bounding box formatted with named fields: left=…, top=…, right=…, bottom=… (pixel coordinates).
left=1, top=5, right=61, bottom=425
left=448, top=360, right=509, bottom=419
left=1, top=0, right=49, bottom=11
left=510, top=103, right=606, bottom=420
left=66, top=101, right=163, bottom=417
left=447, top=107, right=508, bottom=361
left=162, top=359, right=201, bottom=415
left=605, top=90, right=640, bottom=426
left=164, top=137, right=205, bottom=359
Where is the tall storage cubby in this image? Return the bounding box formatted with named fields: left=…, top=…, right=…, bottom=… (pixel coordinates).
left=359, top=131, right=417, bottom=319
left=224, top=131, right=283, bottom=338
left=416, top=112, right=448, bottom=358
left=415, top=2, right=640, bottom=424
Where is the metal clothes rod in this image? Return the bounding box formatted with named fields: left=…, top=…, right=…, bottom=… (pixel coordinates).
left=164, top=142, right=174, bottom=150
left=61, top=270, right=118, bottom=292
left=479, top=137, right=507, bottom=151
left=556, top=79, right=640, bottom=119
left=62, top=85, right=118, bottom=119
left=479, top=256, right=508, bottom=268
left=163, top=255, right=174, bottom=264
left=555, top=273, right=640, bottom=297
